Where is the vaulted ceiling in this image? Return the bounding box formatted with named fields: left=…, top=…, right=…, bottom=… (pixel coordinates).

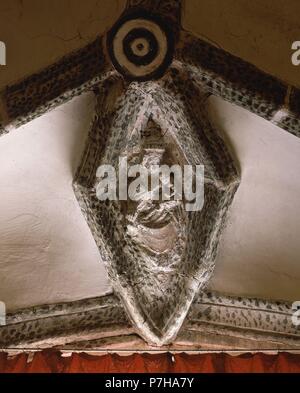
left=0, top=0, right=299, bottom=350
left=1, top=90, right=299, bottom=312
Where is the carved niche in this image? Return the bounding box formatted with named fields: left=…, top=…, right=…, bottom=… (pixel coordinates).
left=73, top=4, right=240, bottom=346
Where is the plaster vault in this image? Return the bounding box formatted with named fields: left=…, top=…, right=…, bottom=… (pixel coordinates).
left=0, top=0, right=299, bottom=349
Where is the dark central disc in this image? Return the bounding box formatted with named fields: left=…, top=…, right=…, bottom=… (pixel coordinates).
left=123, top=28, right=159, bottom=66
left=106, top=12, right=175, bottom=81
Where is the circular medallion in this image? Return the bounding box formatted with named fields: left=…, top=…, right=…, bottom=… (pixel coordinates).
left=107, top=13, right=174, bottom=81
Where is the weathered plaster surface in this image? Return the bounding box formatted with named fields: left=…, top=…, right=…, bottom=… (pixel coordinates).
left=182, top=0, right=300, bottom=88
left=0, top=0, right=299, bottom=90
left=0, top=92, right=112, bottom=311
left=0, top=0, right=126, bottom=89
left=0, top=92, right=299, bottom=312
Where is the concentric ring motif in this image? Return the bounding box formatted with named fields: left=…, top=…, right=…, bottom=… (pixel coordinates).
left=107, top=13, right=174, bottom=81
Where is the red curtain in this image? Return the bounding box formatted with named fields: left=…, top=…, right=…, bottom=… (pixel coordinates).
left=0, top=352, right=299, bottom=373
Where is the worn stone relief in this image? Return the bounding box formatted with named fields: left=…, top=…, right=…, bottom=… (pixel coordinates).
left=73, top=2, right=240, bottom=345
left=74, top=73, right=240, bottom=344
left=0, top=0, right=299, bottom=348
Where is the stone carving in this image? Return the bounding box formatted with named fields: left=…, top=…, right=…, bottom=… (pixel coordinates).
left=1, top=291, right=299, bottom=349
left=73, top=65, right=240, bottom=345
left=0, top=0, right=298, bottom=348
left=121, top=119, right=186, bottom=274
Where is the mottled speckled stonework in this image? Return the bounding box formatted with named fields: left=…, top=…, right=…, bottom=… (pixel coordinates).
left=1, top=38, right=111, bottom=129
left=277, top=88, right=300, bottom=138
left=0, top=291, right=299, bottom=350
left=127, top=0, right=181, bottom=27
left=176, top=33, right=287, bottom=121
left=72, top=66, right=239, bottom=345
left=277, top=116, right=300, bottom=139
left=290, top=88, right=300, bottom=117
left=0, top=1, right=299, bottom=139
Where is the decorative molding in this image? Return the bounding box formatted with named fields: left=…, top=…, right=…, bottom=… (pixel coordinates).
left=176, top=33, right=287, bottom=121
left=0, top=37, right=112, bottom=132
left=73, top=65, right=239, bottom=345
left=0, top=292, right=299, bottom=350
left=290, top=87, right=300, bottom=117
left=0, top=2, right=297, bottom=138
left=275, top=88, right=300, bottom=138
left=0, top=294, right=131, bottom=349
left=0, top=0, right=299, bottom=349
left=106, top=11, right=176, bottom=81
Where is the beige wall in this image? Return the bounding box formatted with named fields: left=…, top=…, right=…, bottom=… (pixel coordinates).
left=0, top=0, right=299, bottom=89
left=0, top=92, right=300, bottom=310
left=0, top=1, right=300, bottom=309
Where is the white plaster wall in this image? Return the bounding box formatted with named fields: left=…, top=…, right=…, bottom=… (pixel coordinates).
left=0, top=93, right=112, bottom=311
left=0, top=93, right=299, bottom=310
left=0, top=0, right=126, bottom=89
left=0, top=0, right=299, bottom=316
left=208, top=96, right=300, bottom=301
